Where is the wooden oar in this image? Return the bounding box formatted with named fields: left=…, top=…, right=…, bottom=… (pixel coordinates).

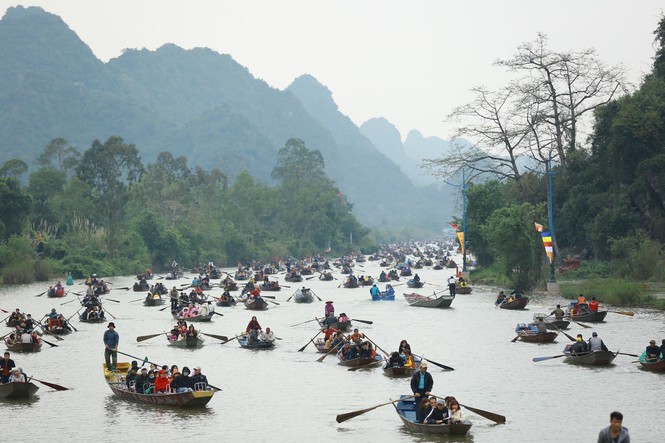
left=103, top=298, right=120, bottom=303
left=221, top=336, right=239, bottom=345
left=115, top=287, right=131, bottom=291
left=532, top=354, right=566, bottom=362
left=306, top=276, right=317, bottom=280
left=290, top=317, right=320, bottom=327
left=566, top=318, right=592, bottom=329
left=459, top=403, right=506, bottom=424
left=32, top=378, right=69, bottom=391
left=136, top=333, right=163, bottom=342
left=347, top=360, right=381, bottom=371
left=298, top=330, right=322, bottom=352
left=129, top=298, right=144, bottom=303
left=0, top=307, right=9, bottom=313
left=510, top=333, right=521, bottom=343
left=66, top=307, right=83, bottom=323
left=40, top=337, right=58, bottom=347
left=281, top=285, right=291, bottom=288
left=317, top=340, right=344, bottom=362
left=265, top=299, right=280, bottom=306
left=549, top=324, right=575, bottom=342
left=36, top=323, right=64, bottom=340
left=311, top=290, right=323, bottom=302
left=618, top=352, right=639, bottom=357
left=336, top=396, right=414, bottom=423
left=35, top=291, right=47, bottom=297
left=351, top=318, right=373, bottom=325
left=201, top=332, right=228, bottom=342
left=417, top=354, right=454, bottom=371
left=102, top=307, right=116, bottom=319
left=286, top=291, right=296, bottom=302
left=60, top=298, right=78, bottom=306
left=609, top=310, right=634, bottom=316
left=212, top=311, right=224, bottom=317
left=260, top=295, right=276, bottom=299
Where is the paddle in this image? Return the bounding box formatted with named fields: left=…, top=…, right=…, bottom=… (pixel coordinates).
left=532, top=354, right=567, bottom=362
left=412, top=353, right=454, bottom=371
left=35, top=291, right=47, bottom=297
left=286, top=291, right=296, bottom=302
left=336, top=396, right=414, bottom=423
left=260, top=295, right=277, bottom=299
left=290, top=317, right=320, bottom=327
left=566, top=318, right=592, bottom=329
left=115, top=287, right=131, bottom=291
left=317, top=340, right=344, bottom=362
left=281, top=285, right=291, bottom=288
left=306, top=276, right=317, bottom=280
left=459, top=403, right=506, bottom=424
left=36, top=323, right=64, bottom=341
left=510, top=334, right=521, bottom=343
left=40, top=337, right=59, bottom=347
left=103, top=298, right=121, bottom=303
left=102, top=307, right=116, bottom=319
left=136, top=333, right=163, bottom=342
left=60, top=298, right=78, bottom=306
left=129, top=298, right=144, bottom=303
left=351, top=318, right=373, bottom=325
left=347, top=360, right=381, bottom=371
left=549, top=324, right=575, bottom=342
left=265, top=299, right=280, bottom=306
left=66, top=307, right=83, bottom=323
left=311, top=290, right=323, bottom=302
left=221, top=336, right=239, bottom=345
left=0, top=308, right=9, bottom=313
left=201, top=332, right=228, bottom=342
left=298, top=330, right=322, bottom=352
left=609, top=310, right=635, bottom=316
left=32, top=378, right=69, bottom=391
left=212, top=311, right=224, bottom=317
left=618, top=352, right=639, bottom=358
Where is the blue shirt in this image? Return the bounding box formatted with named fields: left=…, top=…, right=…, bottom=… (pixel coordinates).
left=418, top=373, right=425, bottom=389
left=103, top=329, right=119, bottom=349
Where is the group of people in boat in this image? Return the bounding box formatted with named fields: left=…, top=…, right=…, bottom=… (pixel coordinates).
left=85, top=274, right=110, bottom=295
left=45, top=308, right=72, bottom=332
left=173, top=301, right=212, bottom=319
left=1, top=352, right=29, bottom=383
left=123, top=360, right=209, bottom=394
left=244, top=316, right=275, bottom=343
left=385, top=340, right=417, bottom=368
left=168, top=321, right=199, bottom=344
left=494, top=288, right=524, bottom=305
left=645, top=339, right=665, bottom=361
left=47, top=281, right=65, bottom=297
left=418, top=394, right=465, bottom=425
left=565, top=332, right=609, bottom=354
left=570, top=293, right=601, bottom=315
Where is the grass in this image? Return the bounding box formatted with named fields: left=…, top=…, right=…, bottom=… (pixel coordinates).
left=559, top=278, right=665, bottom=309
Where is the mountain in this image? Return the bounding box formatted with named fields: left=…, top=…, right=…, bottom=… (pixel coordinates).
left=0, top=6, right=452, bottom=232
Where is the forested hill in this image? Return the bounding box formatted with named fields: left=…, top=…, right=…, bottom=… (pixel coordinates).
left=0, top=5, right=452, bottom=232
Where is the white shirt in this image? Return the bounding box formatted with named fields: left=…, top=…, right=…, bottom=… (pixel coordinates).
left=259, top=331, right=275, bottom=342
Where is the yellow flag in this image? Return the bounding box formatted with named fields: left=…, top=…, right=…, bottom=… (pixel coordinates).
left=456, top=231, right=465, bottom=254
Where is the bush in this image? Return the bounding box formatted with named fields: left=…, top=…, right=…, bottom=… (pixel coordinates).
left=2, top=260, right=35, bottom=284
left=560, top=278, right=645, bottom=306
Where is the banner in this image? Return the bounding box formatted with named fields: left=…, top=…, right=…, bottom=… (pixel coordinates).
left=540, top=231, right=553, bottom=263
left=534, top=222, right=543, bottom=232
left=449, top=222, right=459, bottom=230
left=456, top=231, right=465, bottom=254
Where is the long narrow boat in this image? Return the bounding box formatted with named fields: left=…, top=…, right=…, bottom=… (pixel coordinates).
left=337, top=352, right=383, bottom=368
left=516, top=330, right=558, bottom=343
left=143, top=294, right=165, bottom=306
left=638, top=351, right=665, bottom=372
left=404, top=292, right=455, bottom=309
left=168, top=335, right=205, bottom=348
left=499, top=297, right=529, bottom=310
left=392, top=395, right=472, bottom=435
left=563, top=349, right=619, bottom=366
left=244, top=298, right=268, bottom=311
left=5, top=341, right=42, bottom=352
left=172, top=311, right=215, bottom=322
left=568, top=310, right=608, bottom=323
left=0, top=381, right=39, bottom=399
left=238, top=334, right=275, bottom=349
left=104, top=364, right=215, bottom=407
left=46, top=287, right=66, bottom=298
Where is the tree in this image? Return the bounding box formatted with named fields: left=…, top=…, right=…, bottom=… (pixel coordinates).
left=77, top=136, right=144, bottom=256
left=37, top=138, right=81, bottom=175
left=0, top=159, right=28, bottom=180
left=272, top=138, right=329, bottom=189
left=0, top=178, right=32, bottom=240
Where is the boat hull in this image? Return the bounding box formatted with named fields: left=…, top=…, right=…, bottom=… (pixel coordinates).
left=564, top=350, right=618, bottom=366
left=544, top=319, right=570, bottom=330
left=238, top=335, right=274, bottom=349
left=0, top=381, right=39, bottom=399
left=244, top=299, right=268, bottom=310
left=5, top=341, right=42, bottom=352
left=638, top=352, right=665, bottom=372
left=393, top=396, right=472, bottom=435
left=499, top=297, right=529, bottom=310
left=403, top=293, right=454, bottom=309
left=517, top=331, right=558, bottom=343
left=168, top=336, right=205, bottom=348
left=569, top=310, right=608, bottom=323
left=107, top=382, right=214, bottom=407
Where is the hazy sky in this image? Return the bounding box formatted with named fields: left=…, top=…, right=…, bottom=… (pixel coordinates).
left=3, top=1, right=663, bottom=141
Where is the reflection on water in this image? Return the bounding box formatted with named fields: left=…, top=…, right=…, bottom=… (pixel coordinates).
left=1, top=260, right=664, bottom=442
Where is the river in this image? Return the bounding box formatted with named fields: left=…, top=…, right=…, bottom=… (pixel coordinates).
left=1, top=259, right=663, bottom=442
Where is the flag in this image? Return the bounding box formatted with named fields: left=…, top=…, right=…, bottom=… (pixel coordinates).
left=541, top=231, right=553, bottom=263
left=456, top=231, right=465, bottom=254
left=534, top=222, right=544, bottom=232
left=449, top=222, right=459, bottom=230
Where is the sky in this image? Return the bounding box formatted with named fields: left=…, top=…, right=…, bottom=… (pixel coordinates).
left=3, top=1, right=663, bottom=141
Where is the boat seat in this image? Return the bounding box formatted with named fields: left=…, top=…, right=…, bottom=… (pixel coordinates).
left=194, top=382, right=207, bottom=392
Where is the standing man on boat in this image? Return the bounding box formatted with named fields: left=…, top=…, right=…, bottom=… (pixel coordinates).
left=369, top=284, right=381, bottom=298
left=1, top=352, right=16, bottom=383
left=447, top=276, right=456, bottom=297
left=103, top=322, right=119, bottom=371
left=410, top=362, right=433, bottom=423
left=597, top=411, right=630, bottom=443
left=325, top=300, right=335, bottom=318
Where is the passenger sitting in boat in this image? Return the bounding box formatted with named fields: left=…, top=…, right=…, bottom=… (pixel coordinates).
left=399, top=340, right=412, bottom=355
left=425, top=399, right=450, bottom=424
left=171, top=367, right=195, bottom=393
left=588, top=332, right=608, bottom=352
left=338, top=313, right=350, bottom=323
left=125, top=366, right=138, bottom=390
left=246, top=316, right=261, bottom=332
left=511, top=288, right=523, bottom=299
left=186, top=325, right=198, bottom=340
left=369, top=284, right=381, bottom=298
left=338, top=342, right=351, bottom=361
left=588, top=297, right=599, bottom=312
left=448, top=398, right=465, bottom=423
left=323, top=325, right=338, bottom=341
left=420, top=396, right=438, bottom=424
left=386, top=352, right=404, bottom=368
left=259, top=327, right=275, bottom=342
left=191, top=366, right=208, bottom=389
left=402, top=349, right=415, bottom=368
left=645, top=340, right=661, bottom=361
left=349, top=329, right=364, bottom=343
left=550, top=304, right=565, bottom=319
left=188, top=304, right=200, bottom=318
left=330, top=332, right=344, bottom=350
left=9, top=368, right=27, bottom=383
left=577, top=293, right=587, bottom=305
left=495, top=291, right=506, bottom=305
left=531, top=316, right=547, bottom=333
left=346, top=344, right=359, bottom=360
left=9, top=309, right=23, bottom=323
left=154, top=370, right=171, bottom=393
left=323, top=314, right=337, bottom=327
left=135, top=367, right=149, bottom=393
left=570, top=334, right=588, bottom=354
left=358, top=341, right=371, bottom=358
left=413, top=274, right=420, bottom=283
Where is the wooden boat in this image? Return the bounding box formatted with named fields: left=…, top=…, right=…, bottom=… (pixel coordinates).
left=406, top=279, right=424, bottom=288
left=499, top=297, right=529, bottom=310
left=164, top=271, right=183, bottom=280
left=260, top=281, right=281, bottom=291
left=318, top=319, right=352, bottom=332
left=400, top=268, right=412, bottom=276
left=543, top=318, right=570, bottom=330
left=238, top=334, right=275, bottom=349
left=343, top=278, right=359, bottom=288
left=5, top=318, right=23, bottom=328
left=392, top=395, right=472, bottom=435
left=168, top=335, right=205, bottom=348
left=46, top=287, right=66, bottom=298
left=133, top=282, right=150, bottom=292
left=293, top=289, right=314, bottom=303
left=223, top=281, right=239, bottom=291
left=455, top=283, right=473, bottom=294
left=5, top=341, right=42, bottom=352
left=234, top=271, right=248, bottom=280
left=172, top=311, right=215, bottom=322
left=284, top=272, right=303, bottom=282
left=337, top=352, right=383, bottom=368
left=359, top=277, right=374, bottom=286
left=79, top=308, right=106, bottom=323
left=382, top=358, right=420, bottom=377
left=103, top=362, right=131, bottom=381
left=516, top=329, right=558, bottom=343
left=569, top=310, right=608, bottom=323
left=563, top=347, right=618, bottom=366
left=143, top=294, right=165, bottom=306
left=372, top=286, right=395, bottom=301
left=244, top=298, right=268, bottom=311
left=0, top=381, right=39, bottom=399
left=106, top=381, right=214, bottom=407
left=403, top=292, right=455, bottom=309
left=215, top=296, right=236, bottom=307
left=209, top=268, right=221, bottom=279
left=638, top=352, right=665, bottom=372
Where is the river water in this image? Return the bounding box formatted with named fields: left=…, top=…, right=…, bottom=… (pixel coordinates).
left=1, top=259, right=663, bottom=442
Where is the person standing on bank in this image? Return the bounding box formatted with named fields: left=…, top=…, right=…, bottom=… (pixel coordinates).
left=103, top=322, right=119, bottom=371
left=410, top=361, right=433, bottom=423
left=597, top=411, right=630, bottom=443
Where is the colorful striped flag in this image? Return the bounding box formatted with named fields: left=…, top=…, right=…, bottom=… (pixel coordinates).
left=541, top=231, right=553, bottom=263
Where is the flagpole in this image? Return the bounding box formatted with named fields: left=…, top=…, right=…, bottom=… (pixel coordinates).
left=547, top=151, right=557, bottom=286
left=462, top=169, right=467, bottom=273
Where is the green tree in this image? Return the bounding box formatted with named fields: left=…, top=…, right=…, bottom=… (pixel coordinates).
left=0, top=159, right=28, bottom=180
left=0, top=178, right=32, bottom=240
left=37, top=137, right=81, bottom=175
